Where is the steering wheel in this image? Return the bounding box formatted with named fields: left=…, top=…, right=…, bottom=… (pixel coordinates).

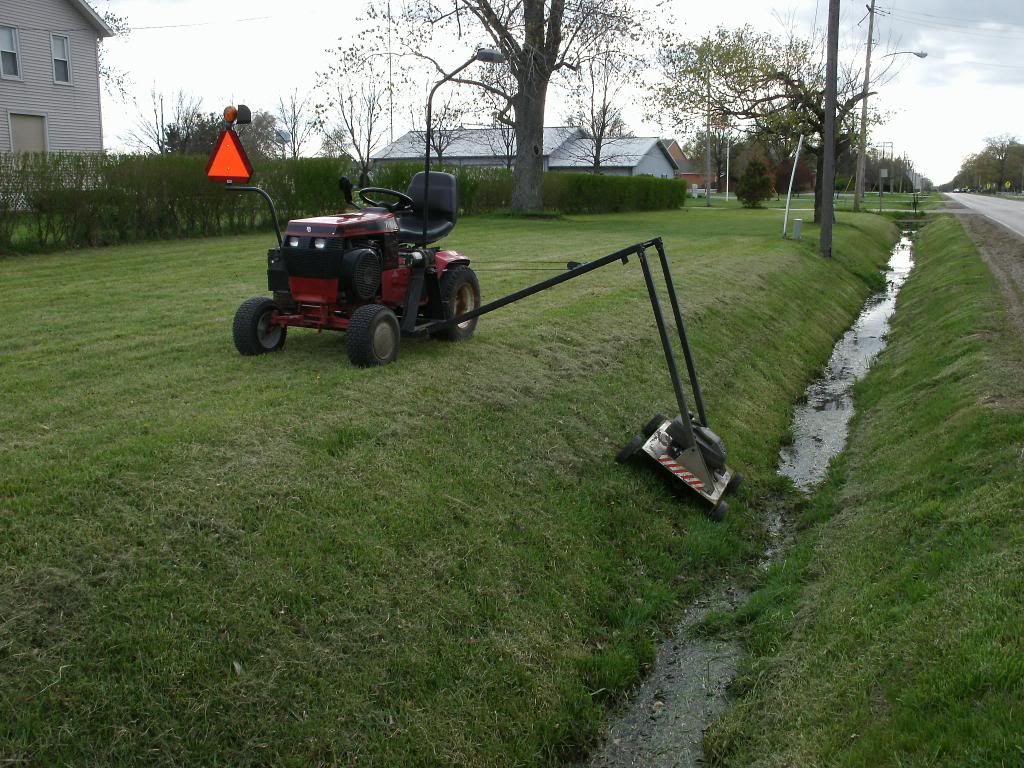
left=358, top=187, right=414, bottom=212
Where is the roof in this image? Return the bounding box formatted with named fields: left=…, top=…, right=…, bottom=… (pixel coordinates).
left=372, top=126, right=586, bottom=161
left=548, top=137, right=679, bottom=170
left=68, top=0, right=116, bottom=37
left=372, top=127, right=677, bottom=172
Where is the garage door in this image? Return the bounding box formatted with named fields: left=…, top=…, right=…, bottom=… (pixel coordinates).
left=10, top=113, right=47, bottom=152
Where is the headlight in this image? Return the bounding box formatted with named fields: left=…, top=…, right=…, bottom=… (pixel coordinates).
left=313, top=238, right=327, bottom=250
left=287, top=236, right=299, bottom=247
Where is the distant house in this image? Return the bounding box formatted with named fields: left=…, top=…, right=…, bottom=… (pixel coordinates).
left=1, top=0, right=113, bottom=153
left=662, top=139, right=708, bottom=189
left=373, top=126, right=679, bottom=178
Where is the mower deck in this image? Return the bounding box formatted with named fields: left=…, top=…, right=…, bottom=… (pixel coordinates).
left=640, top=419, right=734, bottom=508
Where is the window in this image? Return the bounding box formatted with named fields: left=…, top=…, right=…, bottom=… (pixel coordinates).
left=0, top=26, right=20, bottom=79
left=51, top=34, right=71, bottom=84
left=10, top=114, right=47, bottom=153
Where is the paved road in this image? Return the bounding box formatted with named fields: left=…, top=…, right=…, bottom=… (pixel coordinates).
left=946, top=193, right=1024, bottom=238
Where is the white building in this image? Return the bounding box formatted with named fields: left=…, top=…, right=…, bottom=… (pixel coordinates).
left=373, top=127, right=679, bottom=178
left=1, top=0, right=113, bottom=153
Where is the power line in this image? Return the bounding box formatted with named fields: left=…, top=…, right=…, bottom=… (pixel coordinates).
left=879, top=6, right=1024, bottom=26
left=878, top=9, right=1024, bottom=42
left=12, top=16, right=274, bottom=34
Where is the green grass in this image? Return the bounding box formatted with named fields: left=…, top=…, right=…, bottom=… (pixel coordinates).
left=0, top=208, right=895, bottom=765
left=705, top=216, right=1024, bottom=766
left=697, top=191, right=942, bottom=212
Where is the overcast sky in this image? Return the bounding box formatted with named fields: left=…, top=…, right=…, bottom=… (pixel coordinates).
left=97, top=0, right=1024, bottom=184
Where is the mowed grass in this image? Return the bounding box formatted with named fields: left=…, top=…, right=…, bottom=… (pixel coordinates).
left=1, top=208, right=894, bottom=765
left=698, top=191, right=942, bottom=213
left=705, top=216, right=1024, bottom=765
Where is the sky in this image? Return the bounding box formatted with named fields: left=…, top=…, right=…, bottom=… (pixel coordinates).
left=95, top=0, right=1024, bottom=184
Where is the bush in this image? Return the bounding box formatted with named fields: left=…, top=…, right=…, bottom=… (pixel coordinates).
left=543, top=173, right=686, bottom=214
left=0, top=153, right=684, bottom=254
left=737, top=159, right=773, bottom=208
left=0, top=153, right=350, bottom=253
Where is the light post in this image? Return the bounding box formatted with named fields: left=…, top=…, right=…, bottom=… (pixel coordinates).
left=422, top=47, right=505, bottom=245
left=853, top=27, right=927, bottom=212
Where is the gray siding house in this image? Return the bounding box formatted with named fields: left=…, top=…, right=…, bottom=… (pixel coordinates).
left=373, top=127, right=679, bottom=177
left=1, top=0, right=113, bottom=153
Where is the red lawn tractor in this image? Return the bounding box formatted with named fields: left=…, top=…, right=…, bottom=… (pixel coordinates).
left=210, top=106, right=480, bottom=367
left=232, top=172, right=480, bottom=367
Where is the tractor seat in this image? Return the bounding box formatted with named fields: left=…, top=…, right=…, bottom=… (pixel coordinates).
left=394, top=171, right=457, bottom=246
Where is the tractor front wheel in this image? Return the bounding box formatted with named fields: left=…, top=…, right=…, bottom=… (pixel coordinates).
left=432, top=265, right=481, bottom=341
left=347, top=304, right=400, bottom=367
left=233, top=297, right=287, bottom=355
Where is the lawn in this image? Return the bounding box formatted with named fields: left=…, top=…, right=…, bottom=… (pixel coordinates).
left=1, top=208, right=895, bottom=765
left=697, top=191, right=941, bottom=213
left=705, top=216, right=1024, bottom=765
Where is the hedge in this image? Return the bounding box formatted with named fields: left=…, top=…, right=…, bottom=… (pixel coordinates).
left=0, top=153, right=685, bottom=254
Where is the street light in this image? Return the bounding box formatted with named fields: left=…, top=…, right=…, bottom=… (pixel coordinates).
left=853, top=37, right=928, bottom=212
left=883, top=50, right=928, bottom=59
left=422, top=47, right=506, bottom=245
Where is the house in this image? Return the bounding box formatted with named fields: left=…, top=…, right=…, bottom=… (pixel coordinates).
left=1, top=0, right=113, bottom=153
left=373, top=126, right=679, bottom=178
left=662, top=138, right=708, bottom=189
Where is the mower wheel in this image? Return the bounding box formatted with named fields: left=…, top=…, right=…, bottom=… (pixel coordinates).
left=347, top=304, right=400, bottom=367
left=615, top=434, right=646, bottom=464
left=641, top=413, right=666, bottom=439
left=233, top=297, right=287, bottom=355
left=432, top=265, right=481, bottom=341
left=708, top=500, right=728, bottom=522
left=725, top=472, right=744, bottom=495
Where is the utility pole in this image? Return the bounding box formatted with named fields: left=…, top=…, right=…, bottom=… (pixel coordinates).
left=853, top=0, right=875, bottom=213
left=704, top=66, right=712, bottom=207
left=725, top=136, right=731, bottom=202
left=820, top=0, right=841, bottom=258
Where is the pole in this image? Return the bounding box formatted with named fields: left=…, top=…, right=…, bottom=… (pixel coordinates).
left=704, top=67, right=712, bottom=207
left=783, top=134, right=804, bottom=238
left=854, top=0, right=875, bottom=213
left=387, top=0, right=395, bottom=144
left=423, top=56, right=479, bottom=246
left=725, top=137, right=731, bottom=202
left=820, top=0, right=840, bottom=258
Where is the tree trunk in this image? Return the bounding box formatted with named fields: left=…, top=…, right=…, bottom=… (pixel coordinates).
left=511, top=78, right=549, bottom=211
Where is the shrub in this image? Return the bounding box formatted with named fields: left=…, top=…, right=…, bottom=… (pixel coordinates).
left=737, top=159, right=773, bottom=208
left=0, top=154, right=684, bottom=255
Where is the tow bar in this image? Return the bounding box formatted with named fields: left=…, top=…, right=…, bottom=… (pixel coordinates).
left=420, top=237, right=741, bottom=520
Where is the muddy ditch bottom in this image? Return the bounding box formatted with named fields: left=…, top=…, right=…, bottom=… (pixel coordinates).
left=578, top=585, right=746, bottom=768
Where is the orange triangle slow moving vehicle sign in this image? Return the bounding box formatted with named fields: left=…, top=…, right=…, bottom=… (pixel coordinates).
left=206, top=129, right=254, bottom=184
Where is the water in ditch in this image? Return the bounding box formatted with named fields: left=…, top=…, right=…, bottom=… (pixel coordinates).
left=778, top=234, right=915, bottom=490
left=579, top=235, right=915, bottom=768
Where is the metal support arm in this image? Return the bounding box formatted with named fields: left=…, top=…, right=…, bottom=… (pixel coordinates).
left=225, top=183, right=283, bottom=248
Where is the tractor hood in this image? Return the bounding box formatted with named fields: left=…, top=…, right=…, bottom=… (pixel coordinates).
left=285, top=210, right=398, bottom=239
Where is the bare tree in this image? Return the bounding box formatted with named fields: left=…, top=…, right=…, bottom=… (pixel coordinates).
left=375, top=0, right=644, bottom=210
left=126, top=89, right=202, bottom=154
left=98, top=8, right=132, bottom=102
left=477, top=67, right=518, bottom=169
left=317, top=54, right=388, bottom=186
left=561, top=47, right=634, bottom=172
left=275, top=90, right=316, bottom=159
left=406, top=95, right=474, bottom=163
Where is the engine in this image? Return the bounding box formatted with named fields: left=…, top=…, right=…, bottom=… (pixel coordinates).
left=270, top=210, right=401, bottom=306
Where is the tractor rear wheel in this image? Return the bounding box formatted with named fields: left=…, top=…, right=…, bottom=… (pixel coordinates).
left=347, top=304, right=400, bottom=367
left=431, top=265, right=480, bottom=341
left=233, top=297, right=286, bottom=355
